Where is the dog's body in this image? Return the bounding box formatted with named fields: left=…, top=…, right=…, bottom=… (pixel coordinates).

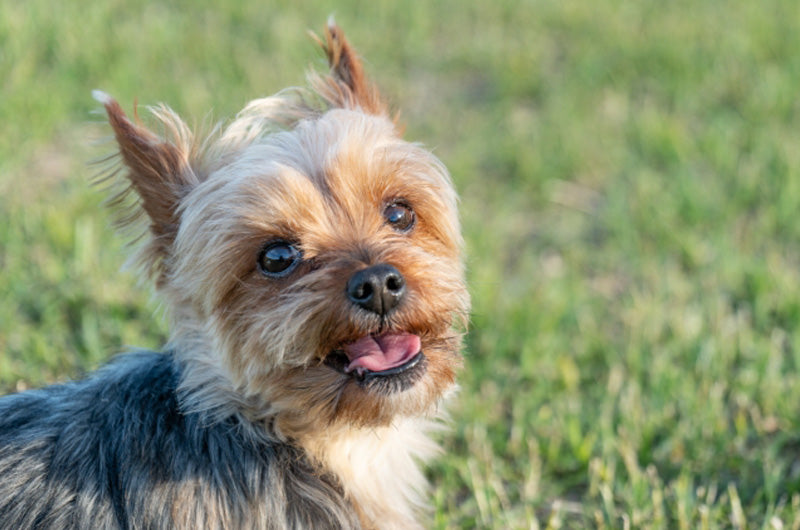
left=0, top=22, right=468, bottom=529
left=0, top=352, right=362, bottom=528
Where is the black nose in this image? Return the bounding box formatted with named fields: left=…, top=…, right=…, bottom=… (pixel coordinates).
left=346, top=264, right=406, bottom=315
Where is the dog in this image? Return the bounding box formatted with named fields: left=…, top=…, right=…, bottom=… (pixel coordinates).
left=0, top=20, right=469, bottom=530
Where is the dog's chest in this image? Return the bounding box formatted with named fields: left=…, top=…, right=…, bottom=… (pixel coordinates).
left=306, top=419, right=440, bottom=530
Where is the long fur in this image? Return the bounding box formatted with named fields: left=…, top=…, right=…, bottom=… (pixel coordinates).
left=0, top=352, right=359, bottom=529
left=0, top=20, right=468, bottom=529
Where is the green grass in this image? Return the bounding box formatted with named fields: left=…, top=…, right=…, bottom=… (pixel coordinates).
left=3, top=0, right=800, bottom=527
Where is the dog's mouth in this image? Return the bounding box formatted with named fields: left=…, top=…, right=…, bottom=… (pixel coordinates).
left=325, top=333, right=427, bottom=392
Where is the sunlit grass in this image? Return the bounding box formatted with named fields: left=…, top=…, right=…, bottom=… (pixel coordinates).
left=2, top=1, right=800, bottom=527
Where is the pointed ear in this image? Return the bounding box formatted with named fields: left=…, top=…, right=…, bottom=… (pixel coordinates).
left=311, top=19, right=388, bottom=115
left=93, top=90, right=197, bottom=277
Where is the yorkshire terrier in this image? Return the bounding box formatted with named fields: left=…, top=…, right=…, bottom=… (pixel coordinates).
left=0, top=20, right=468, bottom=530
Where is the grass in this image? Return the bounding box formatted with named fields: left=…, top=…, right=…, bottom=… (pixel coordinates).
left=2, top=0, right=800, bottom=527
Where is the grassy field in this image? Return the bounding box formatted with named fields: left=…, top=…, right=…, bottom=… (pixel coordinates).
left=3, top=0, right=800, bottom=527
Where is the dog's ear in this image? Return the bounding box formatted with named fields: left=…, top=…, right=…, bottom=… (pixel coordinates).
left=311, top=19, right=388, bottom=116
left=94, top=91, right=198, bottom=278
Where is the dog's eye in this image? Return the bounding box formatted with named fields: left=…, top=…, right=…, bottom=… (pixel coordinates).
left=258, top=241, right=301, bottom=277
left=384, top=202, right=415, bottom=232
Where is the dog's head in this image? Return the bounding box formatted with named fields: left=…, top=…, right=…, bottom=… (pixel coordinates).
left=96, top=22, right=469, bottom=436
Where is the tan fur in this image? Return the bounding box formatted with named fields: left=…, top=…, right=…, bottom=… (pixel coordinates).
left=95, top=21, right=468, bottom=528
left=310, top=18, right=388, bottom=116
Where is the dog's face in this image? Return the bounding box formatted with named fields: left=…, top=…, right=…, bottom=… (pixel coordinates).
left=97, top=24, right=468, bottom=436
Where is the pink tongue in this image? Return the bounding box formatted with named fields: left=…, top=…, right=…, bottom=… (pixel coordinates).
left=343, top=333, right=421, bottom=374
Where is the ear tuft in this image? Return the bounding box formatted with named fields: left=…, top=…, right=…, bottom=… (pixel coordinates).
left=95, top=92, right=197, bottom=282
left=310, top=19, right=387, bottom=116
left=92, top=89, right=114, bottom=106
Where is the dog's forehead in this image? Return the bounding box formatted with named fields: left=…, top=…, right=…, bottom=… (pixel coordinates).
left=196, top=109, right=456, bottom=243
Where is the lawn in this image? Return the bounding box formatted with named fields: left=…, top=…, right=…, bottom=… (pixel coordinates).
left=2, top=0, right=800, bottom=528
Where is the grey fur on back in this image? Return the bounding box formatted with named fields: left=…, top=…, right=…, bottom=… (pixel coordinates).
left=0, top=352, right=361, bottom=529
